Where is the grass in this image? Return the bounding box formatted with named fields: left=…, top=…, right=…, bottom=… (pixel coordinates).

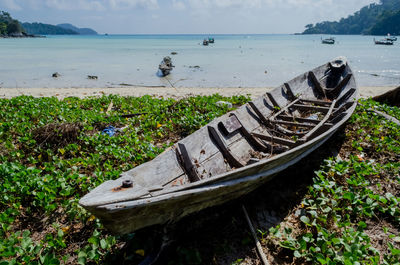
left=0, top=95, right=399, bottom=265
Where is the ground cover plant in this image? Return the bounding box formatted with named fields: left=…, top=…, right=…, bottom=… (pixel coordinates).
left=0, top=95, right=399, bottom=265
left=0, top=94, right=249, bottom=265
left=260, top=99, right=400, bottom=264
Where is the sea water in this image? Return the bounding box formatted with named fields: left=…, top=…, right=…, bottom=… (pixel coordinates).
left=0, top=34, right=399, bottom=88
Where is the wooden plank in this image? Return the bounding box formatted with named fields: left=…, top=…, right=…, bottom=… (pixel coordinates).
left=208, top=126, right=244, bottom=169
left=278, top=114, right=334, bottom=126
left=326, top=73, right=352, bottom=98
left=271, top=98, right=301, bottom=119
left=292, top=104, right=337, bottom=114
left=308, top=71, right=326, bottom=99
left=335, top=88, right=356, bottom=107
left=252, top=132, right=299, bottom=147
left=300, top=99, right=331, bottom=106
left=301, top=100, right=336, bottom=141
left=271, top=120, right=316, bottom=128
left=283, top=83, right=296, bottom=100
left=266, top=92, right=280, bottom=108
left=177, top=143, right=200, bottom=183
left=248, top=101, right=271, bottom=126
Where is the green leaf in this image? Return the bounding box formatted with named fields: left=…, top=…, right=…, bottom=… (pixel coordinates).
left=300, top=216, right=310, bottom=225
left=100, top=239, right=107, bottom=249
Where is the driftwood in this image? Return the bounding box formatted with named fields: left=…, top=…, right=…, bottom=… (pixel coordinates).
left=367, top=109, right=400, bottom=126
left=80, top=56, right=358, bottom=235
left=242, top=204, right=270, bottom=265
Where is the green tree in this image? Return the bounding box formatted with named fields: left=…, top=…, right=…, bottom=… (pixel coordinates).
left=7, top=19, right=22, bottom=34
left=0, top=22, right=6, bottom=34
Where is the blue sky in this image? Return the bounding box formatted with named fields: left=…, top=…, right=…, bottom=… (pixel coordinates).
left=1, top=0, right=378, bottom=34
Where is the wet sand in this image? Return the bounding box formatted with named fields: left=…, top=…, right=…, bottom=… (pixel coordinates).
left=0, top=86, right=396, bottom=99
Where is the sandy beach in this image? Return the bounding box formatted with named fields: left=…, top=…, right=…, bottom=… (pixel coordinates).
left=0, top=86, right=396, bottom=99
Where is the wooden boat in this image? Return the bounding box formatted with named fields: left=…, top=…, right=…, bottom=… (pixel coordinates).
left=321, top=37, right=335, bottom=44
left=203, top=39, right=209, bottom=46
left=80, top=57, right=358, bottom=235
left=374, top=38, right=394, bottom=45
left=385, top=34, right=397, bottom=41
left=158, top=56, right=174, bottom=76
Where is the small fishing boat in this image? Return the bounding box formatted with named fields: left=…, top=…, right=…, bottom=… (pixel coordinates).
left=321, top=37, right=335, bottom=44
left=374, top=38, right=394, bottom=45
left=80, top=57, right=358, bottom=235
left=158, top=56, right=174, bottom=76
left=203, top=39, right=209, bottom=46
left=385, top=34, right=397, bottom=41
left=208, top=37, right=215, bottom=43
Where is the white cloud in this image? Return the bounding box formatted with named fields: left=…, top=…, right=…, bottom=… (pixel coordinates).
left=108, top=0, right=159, bottom=10
left=45, top=0, right=105, bottom=11
left=172, top=0, right=185, bottom=10
left=2, top=0, right=22, bottom=10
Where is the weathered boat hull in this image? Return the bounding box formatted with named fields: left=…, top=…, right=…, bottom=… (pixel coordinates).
left=80, top=57, right=358, bottom=235
left=88, top=129, right=338, bottom=234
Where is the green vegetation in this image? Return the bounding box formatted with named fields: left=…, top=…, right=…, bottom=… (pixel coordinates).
left=57, top=24, right=97, bottom=35
left=0, top=94, right=249, bottom=264
left=265, top=99, right=400, bottom=264
left=0, top=11, right=24, bottom=35
left=22, top=23, right=78, bottom=35
left=0, top=95, right=399, bottom=264
left=0, top=10, right=96, bottom=36
left=303, top=0, right=400, bottom=35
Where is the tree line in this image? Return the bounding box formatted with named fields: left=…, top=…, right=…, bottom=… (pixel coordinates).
left=0, top=11, right=24, bottom=36
left=303, top=0, right=400, bottom=35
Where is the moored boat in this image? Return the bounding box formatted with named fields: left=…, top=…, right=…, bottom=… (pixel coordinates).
left=80, top=57, right=359, bottom=235
left=321, top=37, right=335, bottom=44
left=385, top=34, right=397, bottom=41
left=158, top=56, right=174, bottom=76
left=203, top=39, right=209, bottom=46
left=374, top=38, right=394, bottom=45
left=208, top=37, right=215, bottom=43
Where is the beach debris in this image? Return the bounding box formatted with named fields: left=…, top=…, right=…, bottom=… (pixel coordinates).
left=106, top=101, right=113, bottom=115
left=188, top=65, right=200, bottom=69
left=215, top=101, right=233, bottom=108
left=88, top=75, right=98, bottom=80
left=52, top=72, right=61, bottom=78
left=264, top=70, right=268, bottom=74
left=33, top=122, right=82, bottom=148
left=102, top=125, right=128, bottom=137
left=171, top=52, right=178, bottom=55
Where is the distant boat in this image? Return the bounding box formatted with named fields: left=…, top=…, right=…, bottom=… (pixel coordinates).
left=158, top=56, right=174, bottom=76
left=385, top=34, right=397, bottom=41
left=374, top=38, right=394, bottom=45
left=321, top=37, right=335, bottom=44
left=203, top=39, right=209, bottom=46
left=208, top=37, right=215, bottom=43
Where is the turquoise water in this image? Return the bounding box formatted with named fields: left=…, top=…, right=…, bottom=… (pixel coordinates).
left=0, top=34, right=399, bottom=88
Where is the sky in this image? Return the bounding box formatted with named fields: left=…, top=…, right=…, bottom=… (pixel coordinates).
left=0, top=0, right=379, bottom=34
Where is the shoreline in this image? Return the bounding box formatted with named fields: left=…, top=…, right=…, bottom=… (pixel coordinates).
left=0, top=86, right=396, bottom=100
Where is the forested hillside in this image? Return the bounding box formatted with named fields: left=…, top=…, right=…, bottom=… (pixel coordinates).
left=303, top=0, right=400, bottom=35
left=22, top=22, right=78, bottom=35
